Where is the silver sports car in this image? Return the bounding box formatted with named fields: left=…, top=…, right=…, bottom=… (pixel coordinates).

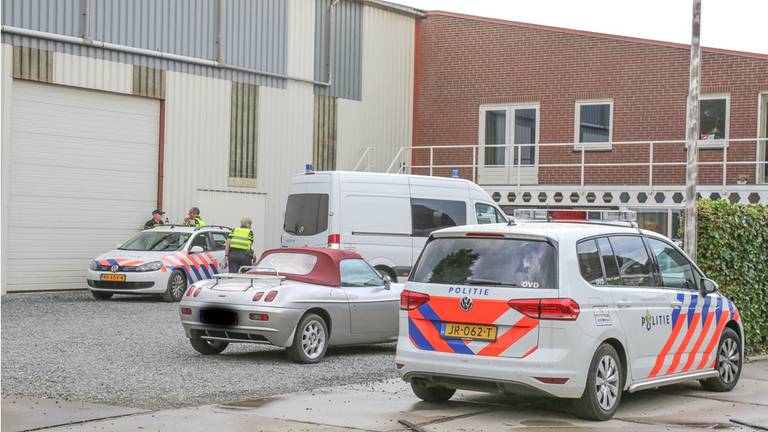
left=179, top=247, right=403, bottom=363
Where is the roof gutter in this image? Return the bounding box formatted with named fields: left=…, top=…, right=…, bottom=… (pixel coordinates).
left=1, top=23, right=335, bottom=86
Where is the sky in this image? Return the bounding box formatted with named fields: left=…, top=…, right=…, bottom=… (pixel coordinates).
left=397, top=0, right=768, bottom=55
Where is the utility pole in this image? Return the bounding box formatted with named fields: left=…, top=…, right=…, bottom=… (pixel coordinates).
left=684, top=0, right=702, bottom=261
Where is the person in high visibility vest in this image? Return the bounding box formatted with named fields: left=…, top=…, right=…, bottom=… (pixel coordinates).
left=225, top=218, right=254, bottom=273
left=184, top=207, right=206, bottom=227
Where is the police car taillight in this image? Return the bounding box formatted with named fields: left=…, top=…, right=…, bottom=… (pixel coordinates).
left=508, top=299, right=580, bottom=321
left=400, top=290, right=430, bottom=310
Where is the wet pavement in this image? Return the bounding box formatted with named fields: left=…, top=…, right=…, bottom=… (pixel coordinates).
left=3, top=359, right=766, bottom=432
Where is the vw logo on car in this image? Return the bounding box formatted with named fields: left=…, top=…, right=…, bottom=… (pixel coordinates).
left=459, top=296, right=473, bottom=312
left=110, top=264, right=119, bottom=273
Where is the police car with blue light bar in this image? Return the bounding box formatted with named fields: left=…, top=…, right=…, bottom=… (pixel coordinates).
left=395, top=209, right=743, bottom=420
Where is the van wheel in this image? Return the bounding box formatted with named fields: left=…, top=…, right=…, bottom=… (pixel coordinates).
left=700, top=327, right=741, bottom=392
left=375, top=266, right=397, bottom=283
left=410, top=379, right=455, bottom=402
left=573, top=343, right=622, bottom=421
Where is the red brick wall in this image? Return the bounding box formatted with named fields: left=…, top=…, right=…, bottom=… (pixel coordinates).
left=413, top=12, right=768, bottom=186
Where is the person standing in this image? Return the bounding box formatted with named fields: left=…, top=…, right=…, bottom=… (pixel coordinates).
left=184, top=207, right=206, bottom=227
left=225, top=218, right=254, bottom=273
left=144, top=209, right=165, bottom=230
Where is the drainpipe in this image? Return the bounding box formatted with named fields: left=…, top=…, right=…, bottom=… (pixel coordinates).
left=1, top=22, right=333, bottom=87
left=79, top=0, right=91, bottom=43
left=325, top=0, right=340, bottom=85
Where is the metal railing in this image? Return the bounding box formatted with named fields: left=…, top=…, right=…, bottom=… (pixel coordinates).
left=385, top=138, right=768, bottom=189
left=352, top=147, right=375, bottom=172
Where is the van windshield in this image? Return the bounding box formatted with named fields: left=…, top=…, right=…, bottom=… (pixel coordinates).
left=283, top=193, right=329, bottom=236
left=411, top=237, right=556, bottom=288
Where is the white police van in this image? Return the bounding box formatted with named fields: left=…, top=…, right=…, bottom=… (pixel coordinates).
left=281, top=170, right=507, bottom=283
left=395, top=209, right=743, bottom=420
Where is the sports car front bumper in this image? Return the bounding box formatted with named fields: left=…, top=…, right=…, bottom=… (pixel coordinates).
left=86, top=269, right=169, bottom=294
left=179, top=300, right=304, bottom=347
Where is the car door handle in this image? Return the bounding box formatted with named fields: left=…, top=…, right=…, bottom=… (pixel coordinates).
left=670, top=301, right=683, bottom=307
left=616, top=300, right=632, bottom=308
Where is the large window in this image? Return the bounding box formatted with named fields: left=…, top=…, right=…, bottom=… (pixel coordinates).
left=484, top=110, right=506, bottom=166
left=229, top=82, right=259, bottom=185
left=575, top=100, right=613, bottom=150
left=283, top=194, right=329, bottom=237
left=412, top=237, right=557, bottom=288
left=411, top=199, right=466, bottom=237
left=699, top=94, right=729, bottom=147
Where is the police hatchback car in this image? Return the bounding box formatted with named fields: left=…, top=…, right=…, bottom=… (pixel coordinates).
left=395, top=210, right=743, bottom=421
left=87, top=225, right=231, bottom=301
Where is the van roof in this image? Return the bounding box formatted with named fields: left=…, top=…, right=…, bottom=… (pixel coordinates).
left=432, top=221, right=645, bottom=242
left=297, top=170, right=480, bottom=186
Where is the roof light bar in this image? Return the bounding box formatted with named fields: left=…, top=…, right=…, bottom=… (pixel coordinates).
left=512, top=209, right=637, bottom=223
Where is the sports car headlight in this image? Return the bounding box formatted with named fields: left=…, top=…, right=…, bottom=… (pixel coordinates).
left=89, top=261, right=98, bottom=271
left=136, top=261, right=163, bottom=272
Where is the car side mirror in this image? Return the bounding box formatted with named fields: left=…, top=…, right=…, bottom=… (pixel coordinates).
left=383, top=278, right=391, bottom=290
left=189, top=245, right=204, bottom=254
left=700, top=278, right=718, bottom=296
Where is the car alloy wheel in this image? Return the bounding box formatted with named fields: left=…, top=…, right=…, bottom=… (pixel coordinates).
left=170, top=273, right=186, bottom=299
left=301, top=320, right=326, bottom=360
left=717, top=338, right=740, bottom=384
left=595, top=354, right=619, bottom=411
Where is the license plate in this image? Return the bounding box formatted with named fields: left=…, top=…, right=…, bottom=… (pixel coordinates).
left=101, top=274, right=126, bottom=282
left=199, top=309, right=238, bottom=326
left=442, top=323, right=497, bottom=341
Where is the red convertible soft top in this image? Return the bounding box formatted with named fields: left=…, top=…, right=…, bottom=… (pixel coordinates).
left=252, top=247, right=363, bottom=287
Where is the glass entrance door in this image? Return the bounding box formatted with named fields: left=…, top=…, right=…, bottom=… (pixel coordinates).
left=479, top=104, right=539, bottom=185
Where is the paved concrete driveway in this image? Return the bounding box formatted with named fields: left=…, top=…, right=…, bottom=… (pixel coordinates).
left=3, top=360, right=766, bottom=431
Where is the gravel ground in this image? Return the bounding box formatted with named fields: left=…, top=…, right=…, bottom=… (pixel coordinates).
left=1, top=291, right=398, bottom=410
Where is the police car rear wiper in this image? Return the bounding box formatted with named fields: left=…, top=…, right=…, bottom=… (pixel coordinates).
left=464, top=278, right=518, bottom=287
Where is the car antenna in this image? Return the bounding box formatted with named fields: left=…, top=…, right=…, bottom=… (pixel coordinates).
left=507, top=216, right=516, bottom=226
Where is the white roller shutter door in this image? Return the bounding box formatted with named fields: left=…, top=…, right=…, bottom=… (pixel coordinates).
left=6, top=81, right=159, bottom=291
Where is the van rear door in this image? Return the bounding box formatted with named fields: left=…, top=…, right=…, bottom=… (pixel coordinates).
left=282, top=176, right=332, bottom=247
left=404, top=235, right=562, bottom=358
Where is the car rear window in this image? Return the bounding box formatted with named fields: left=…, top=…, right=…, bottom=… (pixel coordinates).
left=283, top=193, right=329, bottom=236
left=411, top=237, right=556, bottom=288
left=257, top=252, right=318, bottom=275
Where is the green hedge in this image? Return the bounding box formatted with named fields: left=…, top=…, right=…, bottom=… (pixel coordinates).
left=695, top=199, right=768, bottom=353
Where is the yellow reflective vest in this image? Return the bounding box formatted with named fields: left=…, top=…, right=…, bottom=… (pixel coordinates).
left=229, top=227, right=253, bottom=250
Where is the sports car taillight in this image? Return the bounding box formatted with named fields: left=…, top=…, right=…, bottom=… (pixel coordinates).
left=264, top=290, right=278, bottom=302
left=507, top=299, right=580, bottom=321
left=184, top=287, right=194, bottom=296
left=193, top=287, right=202, bottom=297
left=252, top=291, right=265, bottom=302
left=400, top=290, right=430, bottom=310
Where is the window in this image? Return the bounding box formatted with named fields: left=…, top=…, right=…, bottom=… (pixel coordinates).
left=412, top=237, right=556, bottom=288
left=596, top=237, right=622, bottom=286
left=411, top=199, right=467, bottom=237
left=484, top=110, right=506, bottom=166
left=340, top=259, right=384, bottom=287
left=645, top=238, right=697, bottom=290
left=313, top=95, right=337, bottom=170
left=575, top=100, right=613, bottom=150
left=190, top=233, right=212, bottom=251
left=475, top=203, right=506, bottom=224
left=699, top=94, right=729, bottom=146
left=283, top=194, right=329, bottom=236
left=210, top=232, right=228, bottom=251
left=229, top=82, right=259, bottom=185
left=118, top=232, right=191, bottom=252
left=258, top=253, right=317, bottom=275
left=608, top=236, right=656, bottom=287
left=577, top=240, right=605, bottom=285
left=635, top=210, right=668, bottom=237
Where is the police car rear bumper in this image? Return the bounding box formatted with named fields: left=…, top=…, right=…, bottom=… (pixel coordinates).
left=395, top=322, right=591, bottom=399
left=86, top=269, right=168, bottom=294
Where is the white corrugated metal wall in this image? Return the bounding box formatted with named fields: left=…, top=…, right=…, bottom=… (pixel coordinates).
left=0, top=1, right=418, bottom=292
left=337, top=6, right=414, bottom=172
